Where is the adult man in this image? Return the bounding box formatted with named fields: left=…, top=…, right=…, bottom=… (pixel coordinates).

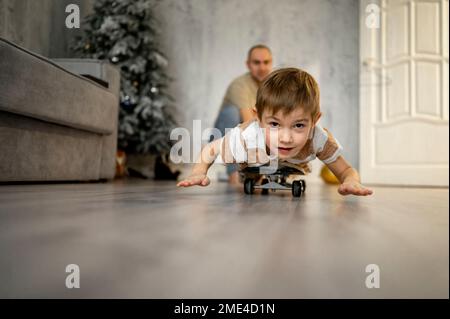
left=213, top=44, right=273, bottom=184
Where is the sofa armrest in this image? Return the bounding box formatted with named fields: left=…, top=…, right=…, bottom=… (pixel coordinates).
left=52, top=58, right=121, bottom=180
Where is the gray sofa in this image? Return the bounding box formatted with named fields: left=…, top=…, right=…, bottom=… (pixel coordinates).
left=0, top=38, right=120, bottom=182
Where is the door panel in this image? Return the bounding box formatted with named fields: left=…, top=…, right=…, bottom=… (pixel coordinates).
left=360, top=0, right=449, bottom=186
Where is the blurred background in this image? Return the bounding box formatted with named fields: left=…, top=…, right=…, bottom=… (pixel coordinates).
left=0, top=0, right=359, bottom=167
left=0, top=0, right=448, bottom=186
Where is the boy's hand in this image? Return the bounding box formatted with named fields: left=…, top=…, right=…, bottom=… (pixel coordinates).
left=338, top=181, right=373, bottom=196
left=176, top=174, right=210, bottom=187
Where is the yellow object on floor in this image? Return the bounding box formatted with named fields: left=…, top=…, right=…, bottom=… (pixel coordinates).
left=320, top=165, right=339, bottom=184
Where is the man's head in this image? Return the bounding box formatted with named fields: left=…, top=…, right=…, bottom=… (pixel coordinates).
left=253, top=68, right=322, bottom=159
left=246, top=44, right=273, bottom=83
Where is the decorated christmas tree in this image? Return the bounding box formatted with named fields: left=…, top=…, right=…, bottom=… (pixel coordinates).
left=71, top=0, right=176, bottom=155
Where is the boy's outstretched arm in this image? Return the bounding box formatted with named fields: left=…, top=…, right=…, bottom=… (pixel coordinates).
left=176, top=138, right=223, bottom=187
left=326, top=156, right=373, bottom=196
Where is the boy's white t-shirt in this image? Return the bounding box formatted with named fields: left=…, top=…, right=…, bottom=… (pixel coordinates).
left=215, top=119, right=343, bottom=171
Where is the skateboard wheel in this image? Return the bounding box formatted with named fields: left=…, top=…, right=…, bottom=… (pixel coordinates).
left=244, top=178, right=255, bottom=195
left=300, top=180, right=306, bottom=191
left=261, top=178, right=269, bottom=195
left=292, top=181, right=302, bottom=197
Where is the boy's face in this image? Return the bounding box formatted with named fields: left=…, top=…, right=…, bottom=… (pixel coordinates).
left=257, top=107, right=318, bottom=159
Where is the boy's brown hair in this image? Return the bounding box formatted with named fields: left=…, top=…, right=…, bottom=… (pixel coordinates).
left=255, top=67, right=320, bottom=120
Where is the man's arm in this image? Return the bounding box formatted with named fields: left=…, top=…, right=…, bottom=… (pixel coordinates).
left=326, top=156, right=373, bottom=196
left=228, top=81, right=256, bottom=122
left=176, top=138, right=222, bottom=187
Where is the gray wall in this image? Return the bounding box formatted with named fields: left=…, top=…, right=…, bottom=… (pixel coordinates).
left=0, top=0, right=93, bottom=57
left=0, top=0, right=53, bottom=56
left=154, top=0, right=360, bottom=167
left=0, top=0, right=360, bottom=167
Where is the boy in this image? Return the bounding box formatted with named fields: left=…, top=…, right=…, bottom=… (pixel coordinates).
left=177, top=68, right=373, bottom=196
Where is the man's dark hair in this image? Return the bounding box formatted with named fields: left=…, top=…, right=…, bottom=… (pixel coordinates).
left=247, top=44, right=272, bottom=60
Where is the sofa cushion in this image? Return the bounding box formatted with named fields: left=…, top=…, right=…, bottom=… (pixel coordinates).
left=52, top=59, right=121, bottom=97
left=0, top=38, right=118, bottom=134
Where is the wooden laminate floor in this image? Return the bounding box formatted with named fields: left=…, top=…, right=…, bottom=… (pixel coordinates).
left=0, top=177, right=448, bottom=298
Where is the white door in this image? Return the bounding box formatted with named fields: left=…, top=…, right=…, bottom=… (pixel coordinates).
left=360, top=0, right=449, bottom=186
